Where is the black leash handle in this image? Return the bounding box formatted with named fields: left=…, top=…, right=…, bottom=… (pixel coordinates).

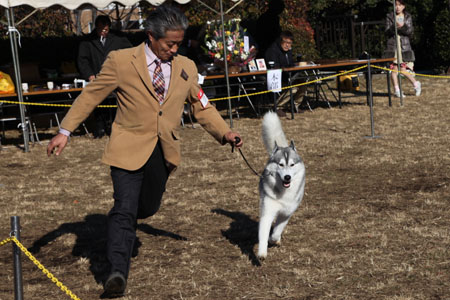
left=231, top=136, right=241, bottom=153
left=232, top=136, right=261, bottom=177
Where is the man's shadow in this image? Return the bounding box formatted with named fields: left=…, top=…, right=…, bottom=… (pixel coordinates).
left=28, top=214, right=187, bottom=284
left=211, top=208, right=261, bottom=266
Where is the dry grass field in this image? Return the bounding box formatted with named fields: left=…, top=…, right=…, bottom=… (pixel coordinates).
left=0, top=74, right=449, bottom=299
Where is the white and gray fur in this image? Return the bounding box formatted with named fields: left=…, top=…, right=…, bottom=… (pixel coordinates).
left=257, top=111, right=306, bottom=260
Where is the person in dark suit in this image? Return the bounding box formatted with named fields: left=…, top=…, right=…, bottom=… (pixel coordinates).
left=48, top=5, right=243, bottom=298
left=77, top=15, right=132, bottom=138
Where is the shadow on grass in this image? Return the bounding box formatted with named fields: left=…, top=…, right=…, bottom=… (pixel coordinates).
left=211, top=208, right=261, bottom=267
left=28, top=213, right=188, bottom=285
left=28, top=214, right=110, bottom=284
left=137, top=223, right=187, bottom=241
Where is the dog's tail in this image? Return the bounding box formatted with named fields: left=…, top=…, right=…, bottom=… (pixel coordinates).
left=262, top=111, right=288, bottom=154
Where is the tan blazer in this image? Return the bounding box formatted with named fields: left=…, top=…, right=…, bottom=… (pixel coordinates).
left=61, top=42, right=231, bottom=171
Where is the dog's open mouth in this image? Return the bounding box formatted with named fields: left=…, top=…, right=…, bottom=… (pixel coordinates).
left=282, top=180, right=291, bottom=188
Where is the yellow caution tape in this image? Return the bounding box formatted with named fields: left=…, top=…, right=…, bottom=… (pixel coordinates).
left=1, top=64, right=447, bottom=106
left=0, top=236, right=81, bottom=300
left=208, top=65, right=368, bottom=102
left=0, top=100, right=115, bottom=108
left=0, top=237, right=12, bottom=247
left=0, top=65, right=367, bottom=105
left=371, top=65, right=450, bottom=79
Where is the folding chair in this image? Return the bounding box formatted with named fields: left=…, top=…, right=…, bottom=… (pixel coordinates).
left=0, top=102, right=39, bottom=147
left=302, top=69, right=340, bottom=109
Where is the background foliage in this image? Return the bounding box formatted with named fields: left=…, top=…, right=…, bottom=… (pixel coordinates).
left=1, top=0, right=449, bottom=72
left=0, top=5, right=74, bottom=37
left=307, top=0, right=450, bottom=71
left=433, top=8, right=450, bottom=72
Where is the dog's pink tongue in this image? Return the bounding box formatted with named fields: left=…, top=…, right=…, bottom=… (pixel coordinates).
left=283, top=182, right=290, bottom=188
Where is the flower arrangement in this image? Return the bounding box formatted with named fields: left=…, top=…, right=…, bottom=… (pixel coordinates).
left=204, top=18, right=257, bottom=67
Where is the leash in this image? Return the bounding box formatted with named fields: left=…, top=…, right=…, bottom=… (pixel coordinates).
left=232, top=137, right=262, bottom=177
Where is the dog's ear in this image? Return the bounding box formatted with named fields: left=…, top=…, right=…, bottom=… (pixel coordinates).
left=290, top=140, right=297, bottom=151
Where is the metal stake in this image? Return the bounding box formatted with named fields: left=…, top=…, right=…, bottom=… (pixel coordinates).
left=365, top=56, right=381, bottom=139
left=11, top=216, right=24, bottom=300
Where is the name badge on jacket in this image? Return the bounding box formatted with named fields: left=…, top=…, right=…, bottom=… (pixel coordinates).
left=180, top=69, right=189, bottom=81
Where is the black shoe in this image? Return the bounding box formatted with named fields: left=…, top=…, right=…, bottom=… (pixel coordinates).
left=103, top=271, right=126, bottom=298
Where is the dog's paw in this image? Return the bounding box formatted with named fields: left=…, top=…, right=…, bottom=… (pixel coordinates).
left=257, top=241, right=269, bottom=261
left=257, top=252, right=267, bottom=261
left=268, top=239, right=281, bottom=247
left=257, top=246, right=267, bottom=261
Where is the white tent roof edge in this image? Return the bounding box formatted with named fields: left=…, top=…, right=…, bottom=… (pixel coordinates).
left=0, top=0, right=193, bottom=9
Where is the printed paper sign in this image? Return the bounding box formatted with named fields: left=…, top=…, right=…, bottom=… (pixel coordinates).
left=198, top=74, right=205, bottom=85
left=244, top=36, right=249, bottom=53
left=267, top=69, right=282, bottom=93
left=197, top=88, right=209, bottom=108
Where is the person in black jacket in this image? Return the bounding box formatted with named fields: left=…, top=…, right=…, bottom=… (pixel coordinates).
left=265, top=31, right=303, bottom=114
left=265, top=30, right=295, bottom=69
left=77, top=15, right=132, bottom=138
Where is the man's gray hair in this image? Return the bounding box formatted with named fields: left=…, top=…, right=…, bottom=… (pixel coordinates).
left=144, top=5, right=189, bottom=40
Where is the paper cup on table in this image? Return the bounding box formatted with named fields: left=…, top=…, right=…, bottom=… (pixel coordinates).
left=21, top=83, right=29, bottom=92
left=47, top=81, right=54, bottom=90
left=62, top=83, right=70, bottom=89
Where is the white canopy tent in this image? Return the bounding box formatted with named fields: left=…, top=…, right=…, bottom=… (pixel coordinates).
left=0, top=1, right=190, bottom=9
left=1, top=0, right=241, bottom=151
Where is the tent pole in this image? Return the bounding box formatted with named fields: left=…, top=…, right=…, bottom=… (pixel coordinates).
left=225, top=0, right=244, bottom=14
left=219, top=0, right=233, bottom=128
left=198, top=0, right=243, bottom=127
left=15, top=8, right=39, bottom=26
left=7, top=8, right=30, bottom=152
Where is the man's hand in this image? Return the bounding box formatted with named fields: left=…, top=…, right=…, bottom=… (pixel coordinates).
left=47, top=133, right=69, bottom=157
left=89, top=75, right=96, bottom=82
left=223, top=131, right=243, bottom=149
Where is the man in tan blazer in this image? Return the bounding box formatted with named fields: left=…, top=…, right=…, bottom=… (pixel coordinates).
left=47, top=5, right=242, bottom=298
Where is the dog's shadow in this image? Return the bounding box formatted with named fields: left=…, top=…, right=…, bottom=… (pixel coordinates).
left=28, top=214, right=187, bottom=284
left=211, top=208, right=261, bottom=266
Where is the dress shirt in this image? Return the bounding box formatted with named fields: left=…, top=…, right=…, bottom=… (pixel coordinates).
left=59, top=43, right=172, bottom=137
left=144, top=43, right=171, bottom=99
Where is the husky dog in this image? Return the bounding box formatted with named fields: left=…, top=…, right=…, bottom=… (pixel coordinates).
left=257, top=111, right=306, bottom=260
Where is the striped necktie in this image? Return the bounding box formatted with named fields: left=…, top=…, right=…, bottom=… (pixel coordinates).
left=152, top=59, right=165, bottom=104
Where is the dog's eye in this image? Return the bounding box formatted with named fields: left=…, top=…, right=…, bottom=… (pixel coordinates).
left=290, top=163, right=295, bottom=167
left=279, top=163, right=285, bottom=167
